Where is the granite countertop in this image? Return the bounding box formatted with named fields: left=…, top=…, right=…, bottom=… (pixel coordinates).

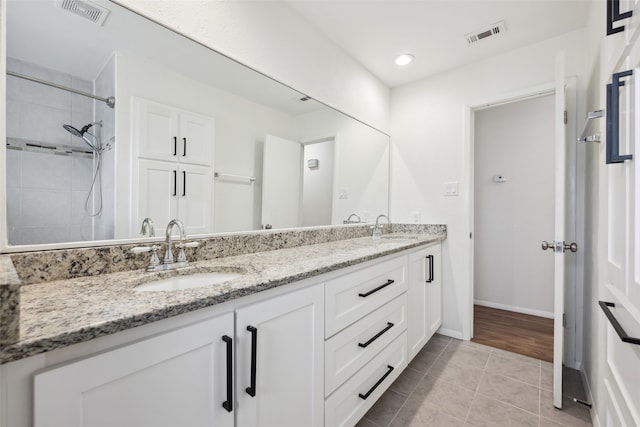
left=0, top=232, right=443, bottom=364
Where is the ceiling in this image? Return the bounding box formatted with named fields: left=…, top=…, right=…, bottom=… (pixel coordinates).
left=286, top=0, right=593, bottom=88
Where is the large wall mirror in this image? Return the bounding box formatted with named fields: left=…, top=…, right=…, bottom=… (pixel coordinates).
left=4, top=0, right=390, bottom=247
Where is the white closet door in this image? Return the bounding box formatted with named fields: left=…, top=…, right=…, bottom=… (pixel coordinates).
left=178, top=163, right=213, bottom=235
left=137, top=159, right=178, bottom=230
left=179, top=112, right=215, bottom=166
left=133, top=98, right=180, bottom=162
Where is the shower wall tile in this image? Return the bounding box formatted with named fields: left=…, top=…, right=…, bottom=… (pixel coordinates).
left=6, top=150, right=22, bottom=188
left=71, top=157, right=93, bottom=191
left=6, top=101, right=21, bottom=138
left=71, top=222, right=94, bottom=242
left=21, top=190, right=72, bottom=227
left=6, top=188, right=21, bottom=238
left=20, top=226, right=72, bottom=245
left=71, top=190, right=91, bottom=224
left=21, top=152, right=72, bottom=190
left=20, top=104, right=72, bottom=146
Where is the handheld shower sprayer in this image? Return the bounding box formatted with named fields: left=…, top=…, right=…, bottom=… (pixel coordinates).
left=63, top=122, right=102, bottom=152
left=62, top=121, right=105, bottom=217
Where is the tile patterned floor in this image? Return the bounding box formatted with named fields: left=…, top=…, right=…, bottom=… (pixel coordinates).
left=357, top=335, right=592, bottom=427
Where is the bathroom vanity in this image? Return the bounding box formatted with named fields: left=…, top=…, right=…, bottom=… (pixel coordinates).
left=0, top=225, right=445, bottom=427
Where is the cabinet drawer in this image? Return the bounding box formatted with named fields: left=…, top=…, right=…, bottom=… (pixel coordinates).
left=325, top=332, right=407, bottom=427
left=325, top=294, right=407, bottom=396
left=326, top=256, right=407, bottom=337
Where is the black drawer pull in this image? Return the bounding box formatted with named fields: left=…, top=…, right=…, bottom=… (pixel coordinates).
left=599, top=301, right=640, bottom=345
left=172, top=170, right=177, bottom=196
left=426, top=255, right=434, bottom=283
left=222, top=335, right=233, bottom=412
left=182, top=137, right=187, bottom=157
left=607, top=0, right=633, bottom=35
left=358, top=322, right=394, bottom=348
left=246, top=325, right=257, bottom=397
left=358, top=365, right=394, bottom=400
left=606, top=70, right=633, bottom=164
left=173, top=136, right=177, bottom=156
left=182, top=171, right=186, bottom=196
left=358, top=279, right=394, bottom=297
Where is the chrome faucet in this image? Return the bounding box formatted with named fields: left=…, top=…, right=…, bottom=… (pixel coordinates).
left=372, top=214, right=391, bottom=239
left=344, top=213, right=362, bottom=224
left=140, top=217, right=155, bottom=237
left=164, top=219, right=186, bottom=264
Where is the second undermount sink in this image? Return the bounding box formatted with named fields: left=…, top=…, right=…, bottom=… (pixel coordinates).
left=135, top=271, right=242, bottom=292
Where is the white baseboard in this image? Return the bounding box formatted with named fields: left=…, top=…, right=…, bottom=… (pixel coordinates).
left=474, top=300, right=554, bottom=319
left=436, top=327, right=463, bottom=340
left=580, top=365, right=600, bottom=427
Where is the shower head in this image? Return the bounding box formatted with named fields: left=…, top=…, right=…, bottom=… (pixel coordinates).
left=63, top=123, right=94, bottom=137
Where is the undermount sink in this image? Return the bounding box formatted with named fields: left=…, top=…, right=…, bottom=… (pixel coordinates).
left=135, top=271, right=242, bottom=292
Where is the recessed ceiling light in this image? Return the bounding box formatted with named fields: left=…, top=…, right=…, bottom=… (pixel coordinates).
left=394, top=54, right=414, bottom=66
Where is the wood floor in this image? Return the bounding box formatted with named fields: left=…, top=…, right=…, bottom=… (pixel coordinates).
left=472, top=305, right=554, bottom=362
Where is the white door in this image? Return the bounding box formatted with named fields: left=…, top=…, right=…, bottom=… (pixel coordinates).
left=600, top=20, right=640, bottom=424
left=133, top=98, right=180, bottom=162
left=236, top=283, right=324, bottom=427
left=178, top=163, right=213, bottom=235
left=34, top=314, right=235, bottom=427
left=179, top=112, right=215, bottom=166
left=136, top=159, right=178, bottom=231
left=261, top=135, right=302, bottom=229
left=552, top=52, right=568, bottom=409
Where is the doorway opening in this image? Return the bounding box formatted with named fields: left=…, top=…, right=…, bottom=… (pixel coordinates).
left=471, top=93, right=556, bottom=362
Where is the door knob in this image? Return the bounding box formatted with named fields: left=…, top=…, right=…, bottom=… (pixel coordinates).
left=541, top=241, right=578, bottom=253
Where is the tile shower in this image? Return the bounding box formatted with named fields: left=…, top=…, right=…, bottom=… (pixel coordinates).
left=5, top=57, right=115, bottom=245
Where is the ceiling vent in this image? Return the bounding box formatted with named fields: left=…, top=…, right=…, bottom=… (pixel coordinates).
left=465, top=21, right=506, bottom=46
left=56, top=0, right=110, bottom=26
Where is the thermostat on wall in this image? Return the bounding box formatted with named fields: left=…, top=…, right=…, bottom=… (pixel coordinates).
left=494, top=174, right=507, bottom=183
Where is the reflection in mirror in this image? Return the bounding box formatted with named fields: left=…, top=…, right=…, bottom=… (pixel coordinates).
left=4, top=0, right=389, bottom=247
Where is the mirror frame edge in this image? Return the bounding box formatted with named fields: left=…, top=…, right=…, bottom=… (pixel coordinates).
left=1, top=0, right=8, bottom=252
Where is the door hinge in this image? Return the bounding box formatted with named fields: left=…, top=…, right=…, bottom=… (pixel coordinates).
left=563, top=313, right=567, bottom=327
left=470, top=232, right=472, bottom=239
left=564, top=110, right=568, bottom=124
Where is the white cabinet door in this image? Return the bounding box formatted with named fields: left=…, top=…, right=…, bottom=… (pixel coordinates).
left=236, top=283, right=324, bottom=427
left=136, top=159, right=178, bottom=229
left=178, top=163, right=213, bottom=235
left=407, top=243, right=442, bottom=361
left=180, top=112, right=214, bottom=166
left=133, top=98, right=180, bottom=162
left=34, top=313, right=235, bottom=427
left=426, top=244, right=442, bottom=338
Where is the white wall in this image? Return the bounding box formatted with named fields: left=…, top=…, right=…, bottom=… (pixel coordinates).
left=390, top=29, right=589, bottom=339
left=473, top=94, right=555, bottom=317
left=114, top=52, right=295, bottom=237
left=114, top=0, right=390, bottom=134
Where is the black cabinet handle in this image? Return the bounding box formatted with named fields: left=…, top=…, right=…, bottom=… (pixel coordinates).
left=172, top=170, right=177, bottom=196
left=173, top=136, right=177, bottom=156
left=358, top=365, right=394, bottom=400
left=606, top=69, right=634, bottom=164
left=426, top=255, right=434, bottom=283
left=358, top=322, right=394, bottom=348
left=607, top=0, right=633, bottom=36
left=599, top=301, right=640, bottom=345
left=183, top=137, right=187, bottom=157
left=246, top=325, right=257, bottom=397
left=222, top=335, right=233, bottom=412
left=359, top=279, right=394, bottom=297
left=182, top=171, right=186, bottom=196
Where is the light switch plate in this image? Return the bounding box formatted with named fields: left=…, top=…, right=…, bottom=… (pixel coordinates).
left=444, top=181, right=458, bottom=196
